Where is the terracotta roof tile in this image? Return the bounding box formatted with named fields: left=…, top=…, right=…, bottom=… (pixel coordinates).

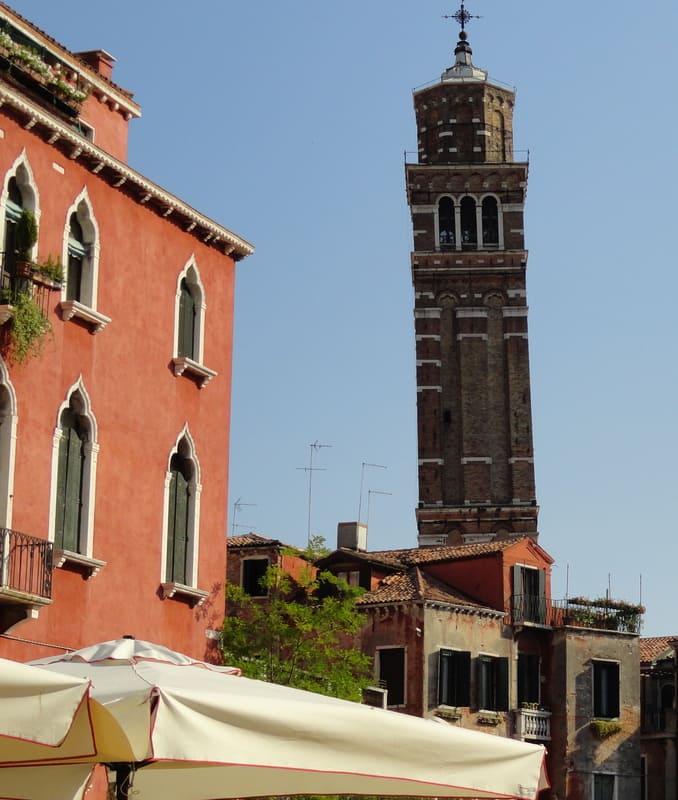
left=640, top=636, right=678, bottom=664
left=227, top=533, right=281, bottom=549
left=357, top=567, right=488, bottom=610
left=364, top=537, right=523, bottom=568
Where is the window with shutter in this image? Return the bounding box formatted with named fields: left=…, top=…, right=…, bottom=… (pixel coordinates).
left=518, top=653, right=540, bottom=705
left=166, top=454, right=191, bottom=584
left=477, top=655, right=509, bottom=711
left=55, top=407, right=86, bottom=553
left=177, top=279, right=196, bottom=358
left=438, top=649, right=471, bottom=707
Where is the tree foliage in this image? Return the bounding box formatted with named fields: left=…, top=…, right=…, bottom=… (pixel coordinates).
left=222, top=564, right=371, bottom=701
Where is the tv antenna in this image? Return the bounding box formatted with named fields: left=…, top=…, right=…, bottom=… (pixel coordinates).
left=367, top=489, right=392, bottom=528
left=358, top=461, right=387, bottom=523
left=231, top=496, right=257, bottom=536
left=297, top=440, right=331, bottom=547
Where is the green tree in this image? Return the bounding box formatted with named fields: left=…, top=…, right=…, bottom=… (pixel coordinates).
left=222, top=563, right=371, bottom=701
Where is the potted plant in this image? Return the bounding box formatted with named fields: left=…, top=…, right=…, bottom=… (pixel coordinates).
left=14, top=208, right=37, bottom=276
left=9, top=289, right=51, bottom=362
left=33, top=254, right=63, bottom=288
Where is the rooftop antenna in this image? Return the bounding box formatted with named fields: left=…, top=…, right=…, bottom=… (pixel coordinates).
left=358, top=462, right=387, bottom=522
left=297, top=440, right=331, bottom=547
left=367, top=489, right=392, bottom=528
left=231, top=497, right=257, bottom=536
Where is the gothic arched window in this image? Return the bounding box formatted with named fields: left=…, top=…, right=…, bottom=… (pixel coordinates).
left=177, top=278, right=197, bottom=359
left=55, top=405, right=86, bottom=552
left=438, top=197, right=455, bottom=251
left=481, top=196, right=499, bottom=248
left=460, top=196, right=477, bottom=249
left=166, top=450, right=192, bottom=585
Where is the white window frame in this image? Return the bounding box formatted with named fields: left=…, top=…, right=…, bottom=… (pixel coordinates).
left=592, top=771, right=617, bottom=800
left=171, top=256, right=216, bottom=387
left=1, top=151, right=41, bottom=262
left=48, top=376, right=103, bottom=576
left=160, top=425, right=205, bottom=603
left=0, top=356, right=17, bottom=529
left=58, top=188, right=110, bottom=333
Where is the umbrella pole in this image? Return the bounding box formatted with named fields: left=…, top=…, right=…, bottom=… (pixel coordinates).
left=114, top=764, right=132, bottom=800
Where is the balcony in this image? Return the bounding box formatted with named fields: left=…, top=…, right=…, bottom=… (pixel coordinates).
left=0, top=528, right=53, bottom=633
left=510, top=595, right=644, bottom=634
left=514, top=707, right=551, bottom=742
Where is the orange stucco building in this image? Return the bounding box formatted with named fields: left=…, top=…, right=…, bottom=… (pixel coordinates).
left=0, top=3, right=252, bottom=661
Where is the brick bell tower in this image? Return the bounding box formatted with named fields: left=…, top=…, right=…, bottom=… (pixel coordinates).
left=407, top=7, right=537, bottom=547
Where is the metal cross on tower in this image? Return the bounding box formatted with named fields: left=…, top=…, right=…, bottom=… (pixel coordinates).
left=443, top=2, right=481, bottom=32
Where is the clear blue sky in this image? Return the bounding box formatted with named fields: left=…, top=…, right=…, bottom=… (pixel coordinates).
left=13, top=1, right=678, bottom=637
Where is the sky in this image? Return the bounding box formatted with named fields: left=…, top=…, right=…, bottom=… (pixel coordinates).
left=10, top=1, right=678, bottom=637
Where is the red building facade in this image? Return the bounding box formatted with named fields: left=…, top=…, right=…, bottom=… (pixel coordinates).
left=0, top=4, right=252, bottom=661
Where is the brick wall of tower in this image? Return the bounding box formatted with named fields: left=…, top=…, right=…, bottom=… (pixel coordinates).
left=408, top=76, right=537, bottom=544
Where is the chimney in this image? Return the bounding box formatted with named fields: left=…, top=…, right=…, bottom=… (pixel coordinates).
left=337, top=522, right=367, bottom=552
left=75, top=49, right=116, bottom=81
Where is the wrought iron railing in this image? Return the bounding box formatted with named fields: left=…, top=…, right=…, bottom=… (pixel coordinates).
left=0, top=528, right=53, bottom=599
left=511, top=594, right=548, bottom=625
left=510, top=595, right=643, bottom=633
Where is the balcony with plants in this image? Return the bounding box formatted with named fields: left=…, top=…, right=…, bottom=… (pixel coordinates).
left=0, top=21, right=89, bottom=118
left=510, top=592, right=644, bottom=634
left=0, top=209, right=61, bottom=363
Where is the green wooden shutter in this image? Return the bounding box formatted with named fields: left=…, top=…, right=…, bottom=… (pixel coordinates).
left=54, top=431, right=69, bottom=549
left=167, top=466, right=189, bottom=584
left=178, top=281, right=196, bottom=358
left=456, top=650, right=471, bottom=707
left=438, top=649, right=451, bottom=705
left=537, top=569, right=546, bottom=623
left=166, top=471, right=178, bottom=580
left=496, top=657, right=509, bottom=711
left=55, top=421, right=84, bottom=553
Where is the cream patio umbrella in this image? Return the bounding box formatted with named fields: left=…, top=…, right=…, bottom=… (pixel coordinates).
left=0, top=638, right=548, bottom=800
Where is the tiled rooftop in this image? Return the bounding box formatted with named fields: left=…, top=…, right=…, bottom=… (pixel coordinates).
left=356, top=566, right=488, bottom=610
left=640, top=636, right=678, bottom=664
left=227, top=532, right=281, bottom=548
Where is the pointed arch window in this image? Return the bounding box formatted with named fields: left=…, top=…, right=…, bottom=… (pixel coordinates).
left=438, top=197, right=456, bottom=251
left=481, top=197, right=499, bottom=248
left=66, top=214, right=86, bottom=302
left=55, top=405, right=86, bottom=552
left=0, top=359, right=17, bottom=528
left=172, top=261, right=217, bottom=387
left=177, top=278, right=197, bottom=359
left=166, top=451, right=192, bottom=585
left=58, top=193, right=110, bottom=333
left=2, top=161, right=38, bottom=287
left=161, top=431, right=207, bottom=604
left=460, top=196, right=477, bottom=249
left=49, top=383, right=104, bottom=575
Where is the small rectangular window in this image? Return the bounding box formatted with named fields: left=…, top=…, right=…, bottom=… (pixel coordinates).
left=438, top=649, right=471, bottom=707
left=477, top=655, right=509, bottom=711
left=378, top=647, right=405, bottom=706
left=593, top=661, right=620, bottom=718
left=517, top=653, right=540, bottom=706
left=242, top=558, right=269, bottom=596
left=593, top=773, right=615, bottom=800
